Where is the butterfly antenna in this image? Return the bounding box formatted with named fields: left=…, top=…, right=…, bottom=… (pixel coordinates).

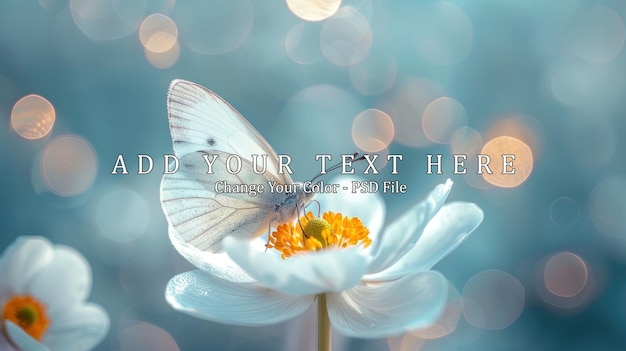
left=309, top=152, right=369, bottom=183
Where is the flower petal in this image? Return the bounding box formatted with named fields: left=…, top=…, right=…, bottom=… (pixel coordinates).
left=224, top=237, right=370, bottom=296
left=4, top=321, right=50, bottom=351
left=166, top=270, right=314, bottom=326
left=169, top=226, right=254, bottom=283
left=25, top=246, right=91, bottom=317
left=326, top=271, right=448, bottom=338
left=315, top=176, right=386, bottom=239
left=43, top=303, right=109, bottom=351
left=367, top=179, right=452, bottom=274
left=368, top=202, right=483, bottom=281
left=0, top=237, right=53, bottom=296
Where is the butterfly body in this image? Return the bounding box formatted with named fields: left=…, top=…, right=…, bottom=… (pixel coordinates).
left=161, top=80, right=315, bottom=253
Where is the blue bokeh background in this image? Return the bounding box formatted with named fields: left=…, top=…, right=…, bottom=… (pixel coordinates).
left=2, top=0, right=626, bottom=350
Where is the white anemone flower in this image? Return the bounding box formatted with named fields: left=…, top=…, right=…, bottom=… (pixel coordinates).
left=166, top=179, right=482, bottom=345
left=0, top=236, right=109, bottom=351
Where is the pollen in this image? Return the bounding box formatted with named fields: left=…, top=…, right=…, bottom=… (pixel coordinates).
left=266, top=211, right=371, bottom=259
left=2, top=295, right=50, bottom=341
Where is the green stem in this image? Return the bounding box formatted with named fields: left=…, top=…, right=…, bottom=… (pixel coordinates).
left=317, top=294, right=331, bottom=351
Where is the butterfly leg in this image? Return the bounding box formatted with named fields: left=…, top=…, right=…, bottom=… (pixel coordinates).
left=304, top=199, right=321, bottom=218
left=264, top=218, right=277, bottom=253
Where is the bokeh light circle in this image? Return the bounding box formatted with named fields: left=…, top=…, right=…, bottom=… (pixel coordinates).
left=450, top=126, right=483, bottom=155
left=348, top=50, right=397, bottom=96
left=40, top=135, right=98, bottom=196
left=11, top=94, right=56, bottom=140
left=285, top=22, right=323, bottom=65
left=145, top=40, right=180, bottom=69
left=119, top=323, right=180, bottom=351
left=486, top=114, right=543, bottom=157
left=174, top=0, right=252, bottom=55
left=549, top=61, right=625, bottom=112
left=549, top=197, right=581, bottom=227
left=387, top=334, right=425, bottom=351
left=589, top=176, right=626, bottom=239
left=462, top=269, right=525, bottom=330
left=320, top=6, right=372, bottom=66
left=379, top=77, right=445, bottom=148
left=351, top=109, right=394, bottom=152
left=273, top=84, right=362, bottom=173
left=544, top=252, right=588, bottom=298
left=480, top=136, right=533, bottom=188
left=422, top=97, right=467, bottom=144
left=569, top=5, right=625, bottom=63
left=95, top=188, right=150, bottom=242
left=286, top=0, right=341, bottom=22
left=139, top=13, right=178, bottom=53
left=412, top=1, right=473, bottom=65
left=70, top=0, right=147, bottom=42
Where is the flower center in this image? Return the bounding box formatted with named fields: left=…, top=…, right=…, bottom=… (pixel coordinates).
left=266, top=211, right=371, bottom=259
left=2, top=295, right=50, bottom=341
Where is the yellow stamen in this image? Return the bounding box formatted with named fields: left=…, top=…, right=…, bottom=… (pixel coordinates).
left=266, top=211, right=371, bottom=259
left=2, top=295, right=50, bottom=340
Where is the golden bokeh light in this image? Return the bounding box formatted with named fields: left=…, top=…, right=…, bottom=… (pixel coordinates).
left=544, top=252, right=588, bottom=298
left=422, top=97, right=467, bottom=144
left=40, top=135, right=97, bottom=196
left=352, top=109, right=394, bottom=152
left=139, top=13, right=178, bottom=53
left=480, top=136, right=533, bottom=188
left=11, top=94, right=56, bottom=140
left=486, top=114, right=542, bottom=155
left=145, top=40, right=180, bottom=69
left=286, top=0, right=341, bottom=22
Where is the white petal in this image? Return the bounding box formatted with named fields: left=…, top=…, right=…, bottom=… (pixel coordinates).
left=368, top=202, right=483, bottom=281
left=166, top=270, right=314, bottom=325
left=224, top=237, right=369, bottom=296
left=43, top=303, right=109, bottom=351
left=315, top=176, right=386, bottom=238
left=367, top=179, right=452, bottom=274
left=4, top=321, right=50, bottom=351
left=25, top=246, right=91, bottom=317
left=0, top=237, right=53, bottom=295
left=326, top=271, right=448, bottom=338
left=168, top=226, right=254, bottom=283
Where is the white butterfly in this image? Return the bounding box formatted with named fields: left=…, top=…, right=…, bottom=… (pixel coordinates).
left=160, top=79, right=316, bottom=253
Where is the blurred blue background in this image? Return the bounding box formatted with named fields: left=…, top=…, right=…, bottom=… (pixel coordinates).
left=2, top=0, right=626, bottom=350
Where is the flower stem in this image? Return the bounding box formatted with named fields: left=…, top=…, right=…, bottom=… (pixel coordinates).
left=317, top=294, right=331, bottom=351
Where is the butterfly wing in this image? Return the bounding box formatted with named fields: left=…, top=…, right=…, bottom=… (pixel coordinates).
left=161, top=80, right=293, bottom=252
